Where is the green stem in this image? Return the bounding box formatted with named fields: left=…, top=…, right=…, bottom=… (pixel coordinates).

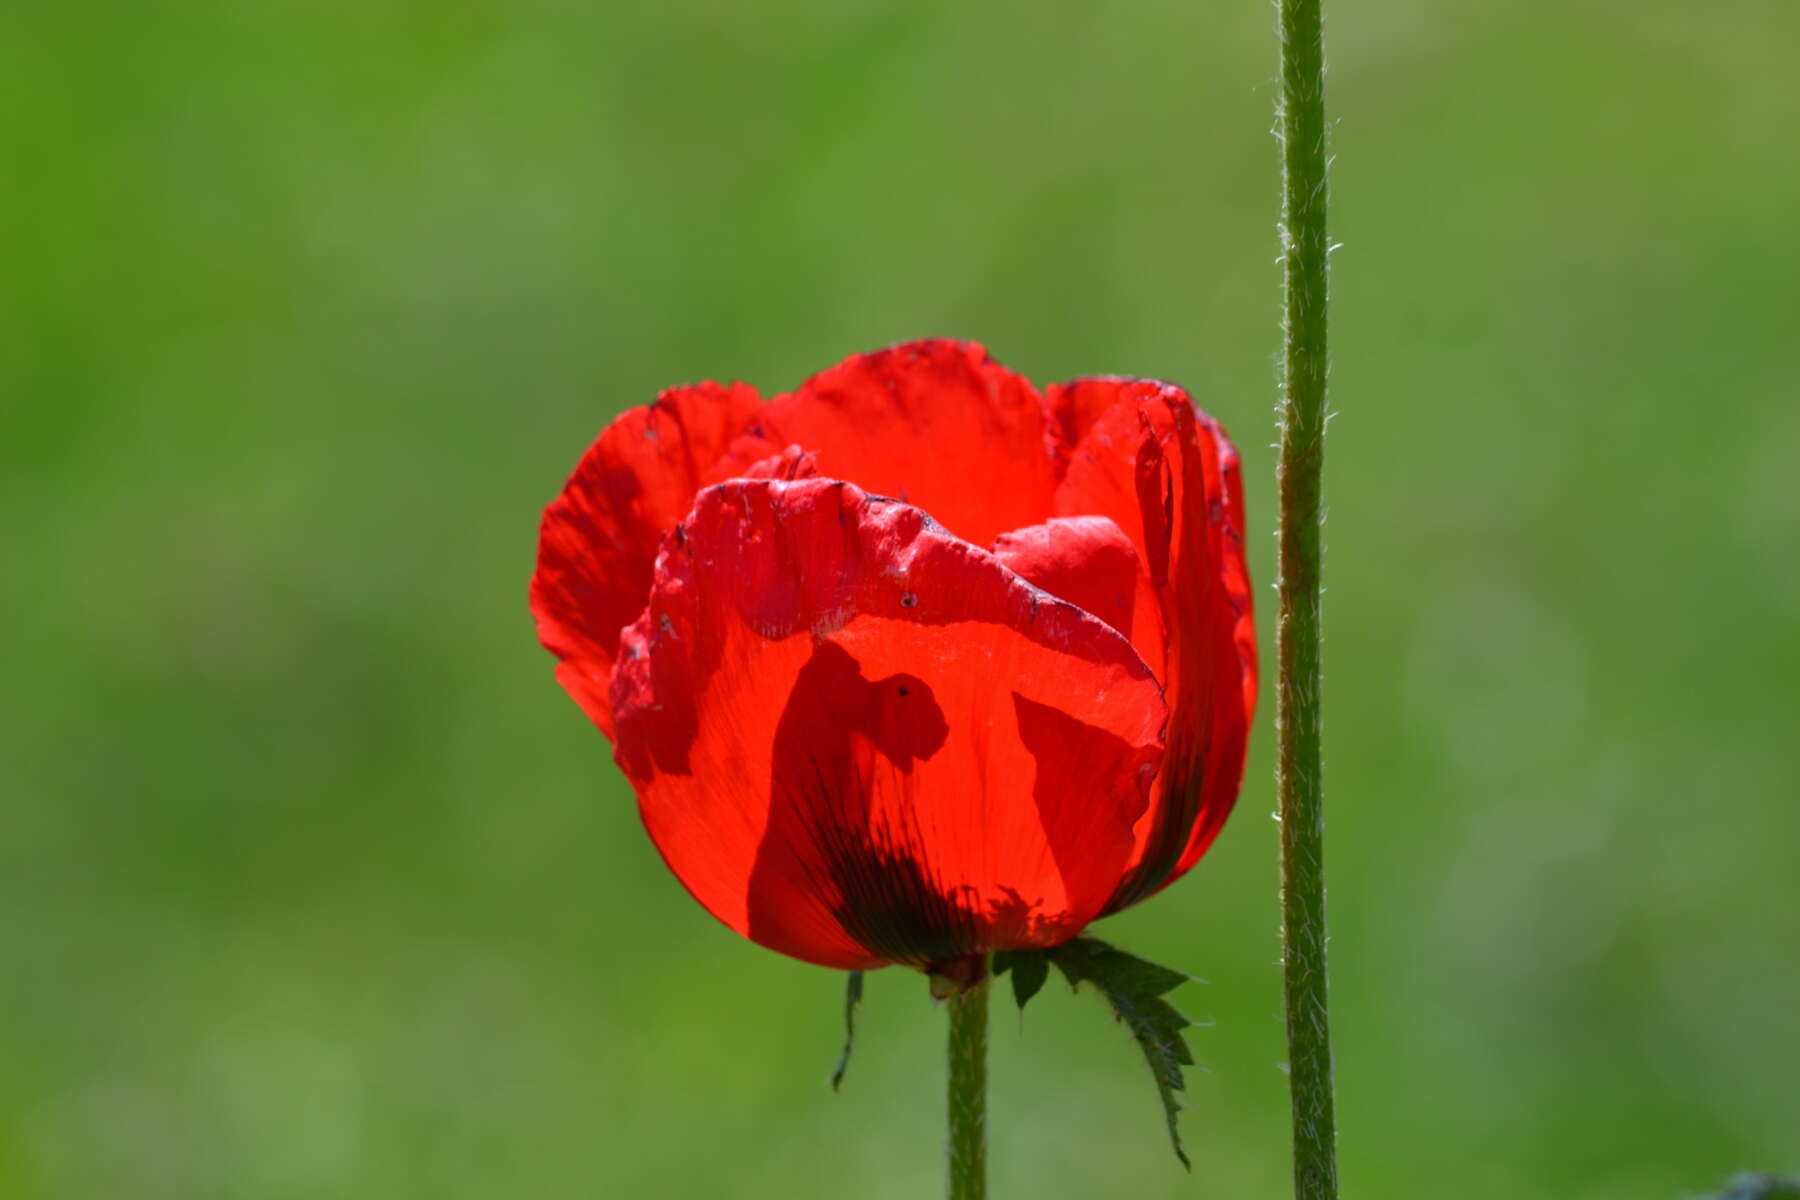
left=1275, top=0, right=1338, bottom=1195
left=945, top=978, right=988, bottom=1200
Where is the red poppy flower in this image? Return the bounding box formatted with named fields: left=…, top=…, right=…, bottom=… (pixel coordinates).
left=532, top=340, right=1255, bottom=972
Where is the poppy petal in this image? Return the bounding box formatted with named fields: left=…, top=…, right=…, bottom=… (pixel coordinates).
left=738, top=444, right=821, bottom=481
left=715, top=339, right=1059, bottom=547
left=612, top=478, right=1166, bottom=970
left=1048, top=379, right=1257, bottom=911
left=531, top=381, right=763, bottom=737
left=992, top=515, right=1165, bottom=681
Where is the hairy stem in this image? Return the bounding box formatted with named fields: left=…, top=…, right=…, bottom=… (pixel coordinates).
left=945, top=978, right=989, bottom=1200
left=1275, top=0, right=1339, bottom=1196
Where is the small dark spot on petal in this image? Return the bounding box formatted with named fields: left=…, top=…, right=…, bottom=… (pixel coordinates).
left=658, top=613, right=674, bottom=634
left=900, top=591, right=918, bottom=608
left=897, top=685, right=910, bottom=696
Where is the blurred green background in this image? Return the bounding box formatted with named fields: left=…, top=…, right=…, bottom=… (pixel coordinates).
left=4, top=1, right=1797, bottom=1197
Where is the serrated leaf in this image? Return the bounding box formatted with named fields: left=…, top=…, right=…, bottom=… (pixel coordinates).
left=830, top=970, right=863, bottom=1092
left=1049, top=937, right=1197, bottom=1169
left=1096, top=950, right=1190, bottom=997
left=1051, top=938, right=1190, bottom=996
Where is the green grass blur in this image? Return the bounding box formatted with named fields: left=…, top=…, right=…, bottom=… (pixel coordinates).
left=4, top=1, right=1797, bottom=1197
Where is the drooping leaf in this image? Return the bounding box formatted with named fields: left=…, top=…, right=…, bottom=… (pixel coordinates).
left=1048, top=937, right=1198, bottom=1169
left=993, top=948, right=1050, bottom=1011
left=830, top=970, right=864, bottom=1091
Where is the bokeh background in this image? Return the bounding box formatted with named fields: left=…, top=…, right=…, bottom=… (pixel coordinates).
left=5, top=1, right=1797, bottom=1197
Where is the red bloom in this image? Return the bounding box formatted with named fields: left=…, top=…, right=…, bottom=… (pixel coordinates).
left=532, top=340, right=1255, bottom=971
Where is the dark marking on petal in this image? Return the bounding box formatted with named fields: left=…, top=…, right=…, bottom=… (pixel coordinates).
left=811, top=816, right=978, bottom=967
left=983, top=885, right=1040, bottom=946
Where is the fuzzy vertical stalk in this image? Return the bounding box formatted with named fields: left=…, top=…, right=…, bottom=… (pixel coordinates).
left=1275, top=0, right=1339, bottom=1196
left=945, top=978, right=989, bottom=1200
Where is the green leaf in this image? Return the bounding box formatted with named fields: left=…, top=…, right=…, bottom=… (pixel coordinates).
left=1048, top=937, right=1198, bottom=1169
left=1051, top=937, right=1190, bottom=996
left=830, top=970, right=864, bottom=1092
left=993, top=948, right=1050, bottom=1011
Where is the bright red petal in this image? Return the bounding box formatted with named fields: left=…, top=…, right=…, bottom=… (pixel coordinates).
left=714, top=340, right=1059, bottom=547
left=1048, top=379, right=1257, bottom=911
left=992, top=516, right=1165, bottom=681
left=737, top=444, right=821, bottom=481
left=531, top=381, right=763, bottom=737
left=612, top=478, right=1166, bottom=970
